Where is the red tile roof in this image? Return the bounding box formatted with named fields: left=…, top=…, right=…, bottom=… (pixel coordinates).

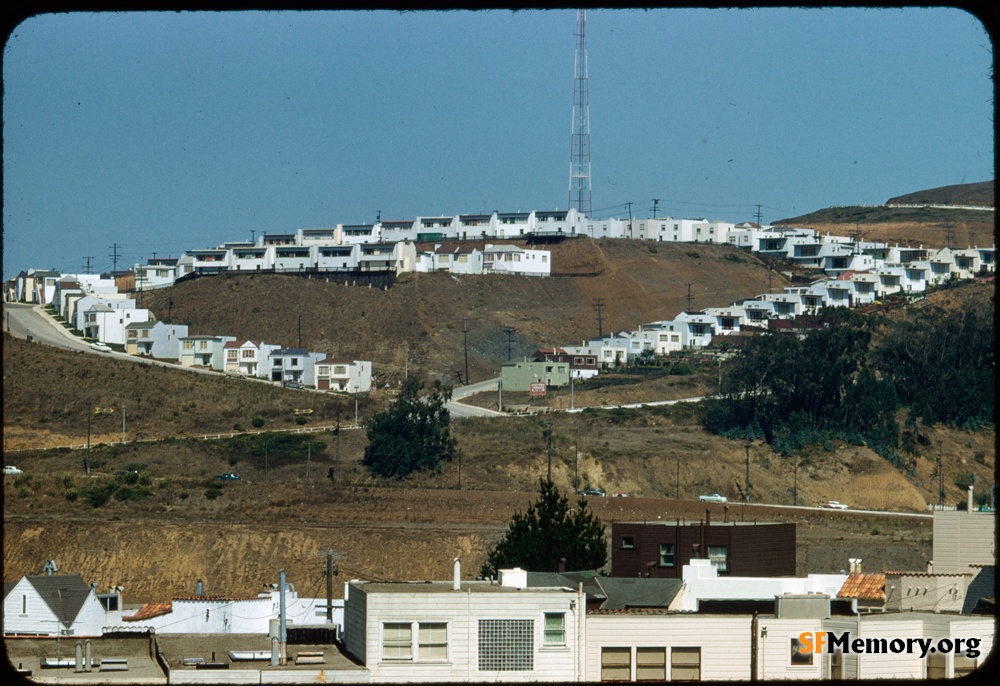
left=837, top=573, right=885, bottom=600
left=124, top=601, right=172, bottom=621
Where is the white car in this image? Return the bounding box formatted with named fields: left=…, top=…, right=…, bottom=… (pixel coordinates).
left=819, top=500, right=849, bottom=510
left=698, top=493, right=728, bottom=503
left=4, top=466, right=23, bottom=475
left=89, top=342, right=113, bottom=353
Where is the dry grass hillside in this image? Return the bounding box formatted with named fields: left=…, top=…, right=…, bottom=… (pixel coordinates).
left=3, top=201, right=995, bottom=605
left=136, top=239, right=778, bottom=383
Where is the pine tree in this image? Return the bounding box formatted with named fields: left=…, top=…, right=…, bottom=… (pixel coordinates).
left=362, top=379, right=457, bottom=478
left=480, top=478, right=607, bottom=577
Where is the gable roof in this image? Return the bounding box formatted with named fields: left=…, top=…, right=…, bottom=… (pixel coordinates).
left=962, top=566, right=995, bottom=615
left=24, top=574, right=93, bottom=624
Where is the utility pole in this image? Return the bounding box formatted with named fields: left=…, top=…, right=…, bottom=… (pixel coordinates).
left=462, top=318, right=470, bottom=386
left=544, top=424, right=554, bottom=482
left=83, top=256, right=95, bottom=275
left=938, top=442, right=944, bottom=508
left=686, top=284, right=694, bottom=311
left=676, top=460, right=680, bottom=499
left=504, top=328, right=515, bottom=360
left=756, top=204, right=763, bottom=226
left=109, top=244, right=121, bottom=276
left=793, top=461, right=799, bottom=506
left=306, top=441, right=311, bottom=481
left=767, top=266, right=774, bottom=294
left=335, top=408, right=341, bottom=486
left=592, top=298, right=605, bottom=337
left=744, top=442, right=752, bottom=504
left=626, top=201, right=633, bottom=239
left=652, top=198, right=660, bottom=219
left=297, top=315, right=302, bottom=348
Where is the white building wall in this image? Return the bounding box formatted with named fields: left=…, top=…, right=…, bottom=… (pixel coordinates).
left=757, top=616, right=825, bottom=680
left=351, top=584, right=583, bottom=683
left=932, top=510, right=996, bottom=573
left=585, top=614, right=751, bottom=682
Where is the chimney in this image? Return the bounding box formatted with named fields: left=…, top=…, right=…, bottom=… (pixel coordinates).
left=967, top=485, right=974, bottom=513
left=196, top=580, right=204, bottom=597
left=705, top=509, right=711, bottom=525
left=558, top=558, right=566, bottom=574
left=453, top=558, right=461, bottom=591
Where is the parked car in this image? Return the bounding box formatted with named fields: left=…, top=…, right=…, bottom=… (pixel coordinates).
left=89, top=342, right=113, bottom=353
left=576, top=488, right=606, bottom=497
left=4, top=465, right=23, bottom=475
left=698, top=493, right=728, bottom=503
left=213, top=473, right=242, bottom=481
left=282, top=380, right=304, bottom=389
left=819, top=500, right=849, bottom=510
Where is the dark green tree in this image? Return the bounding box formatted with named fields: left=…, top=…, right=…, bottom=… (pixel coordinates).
left=480, top=478, right=607, bottom=577
left=362, top=379, right=457, bottom=478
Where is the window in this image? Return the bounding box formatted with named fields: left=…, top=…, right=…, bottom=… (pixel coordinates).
left=926, top=652, right=946, bottom=679
left=182, top=340, right=193, bottom=349
left=21, top=594, right=27, bottom=615
left=708, top=545, right=729, bottom=572
left=636, top=647, right=666, bottom=681
left=954, top=655, right=977, bottom=678
left=543, top=613, right=565, bottom=646
left=241, top=349, right=254, bottom=358
left=478, top=619, right=533, bottom=671
left=601, top=647, right=631, bottom=681
left=790, top=637, right=813, bottom=665
left=830, top=650, right=844, bottom=680
left=334, top=366, right=347, bottom=375
left=621, top=536, right=635, bottom=549
left=418, top=622, right=448, bottom=661
left=227, top=350, right=238, bottom=360
left=383, top=622, right=412, bottom=660
left=671, top=647, right=701, bottom=681
left=659, top=543, right=675, bottom=567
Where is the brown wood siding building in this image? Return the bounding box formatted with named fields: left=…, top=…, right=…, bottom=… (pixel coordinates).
left=611, top=521, right=796, bottom=579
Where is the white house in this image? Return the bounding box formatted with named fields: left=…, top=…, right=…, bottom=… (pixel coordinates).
left=125, top=320, right=190, bottom=359
left=316, top=358, right=373, bottom=392
left=178, top=335, right=237, bottom=370
left=3, top=564, right=110, bottom=637
left=134, top=257, right=180, bottom=290
left=268, top=347, right=326, bottom=387
left=483, top=244, right=551, bottom=277
left=342, top=563, right=587, bottom=683
left=84, top=304, right=151, bottom=345
left=223, top=339, right=280, bottom=377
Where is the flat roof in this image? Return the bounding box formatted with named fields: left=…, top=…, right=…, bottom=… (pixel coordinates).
left=351, top=580, right=577, bottom=595
left=156, top=634, right=365, bottom=673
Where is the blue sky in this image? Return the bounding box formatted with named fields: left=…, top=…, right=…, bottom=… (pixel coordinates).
left=2, top=8, right=994, bottom=278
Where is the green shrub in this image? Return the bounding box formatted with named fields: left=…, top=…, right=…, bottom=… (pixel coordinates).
left=251, top=417, right=265, bottom=429
left=65, top=488, right=79, bottom=502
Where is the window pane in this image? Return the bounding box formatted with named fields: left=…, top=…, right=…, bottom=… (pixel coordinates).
left=478, top=619, right=533, bottom=671
left=636, top=647, right=666, bottom=681
left=601, top=647, right=631, bottom=681
left=544, top=613, right=565, bottom=645
left=790, top=638, right=813, bottom=665
left=672, top=647, right=701, bottom=681
left=383, top=622, right=412, bottom=660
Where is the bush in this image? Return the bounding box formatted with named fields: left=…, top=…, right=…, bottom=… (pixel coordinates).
left=251, top=417, right=265, bottom=429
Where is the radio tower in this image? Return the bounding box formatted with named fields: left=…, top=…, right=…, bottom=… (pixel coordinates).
left=568, top=9, right=592, bottom=218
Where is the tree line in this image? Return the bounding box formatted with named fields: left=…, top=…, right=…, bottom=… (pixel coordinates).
left=703, top=296, right=994, bottom=463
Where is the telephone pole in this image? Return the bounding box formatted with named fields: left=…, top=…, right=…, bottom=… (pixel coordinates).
left=109, top=244, right=121, bottom=276
left=686, top=284, right=694, bottom=311
left=652, top=198, right=660, bottom=219
left=592, top=298, right=605, bottom=337
left=83, top=256, right=95, bottom=275
left=462, top=318, right=470, bottom=386
left=504, top=328, right=515, bottom=361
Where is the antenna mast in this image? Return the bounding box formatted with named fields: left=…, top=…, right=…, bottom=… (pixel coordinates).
left=568, top=9, right=592, bottom=218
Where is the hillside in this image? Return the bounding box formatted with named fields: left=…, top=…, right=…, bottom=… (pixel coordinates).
left=138, top=239, right=777, bottom=384
left=777, top=180, right=994, bottom=248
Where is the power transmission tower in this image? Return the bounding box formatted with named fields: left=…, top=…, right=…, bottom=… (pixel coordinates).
left=568, top=9, right=592, bottom=218
left=592, top=298, right=605, bottom=337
